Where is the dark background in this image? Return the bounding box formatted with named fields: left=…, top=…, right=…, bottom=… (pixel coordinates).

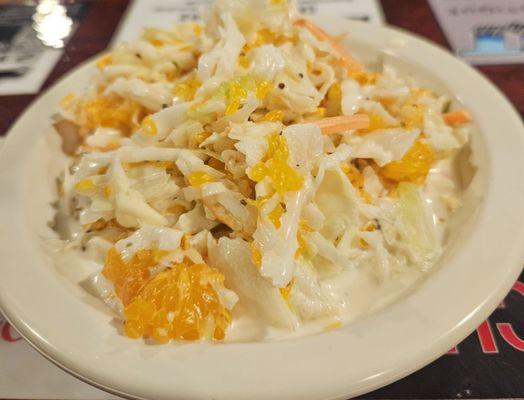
left=0, top=1, right=522, bottom=399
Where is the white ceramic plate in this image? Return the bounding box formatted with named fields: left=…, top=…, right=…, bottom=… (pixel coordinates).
left=1, top=18, right=524, bottom=400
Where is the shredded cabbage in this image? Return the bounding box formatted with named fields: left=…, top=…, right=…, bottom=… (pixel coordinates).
left=55, top=0, right=471, bottom=342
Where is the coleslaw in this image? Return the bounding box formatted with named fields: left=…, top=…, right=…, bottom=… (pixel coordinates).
left=53, top=0, right=472, bottom=342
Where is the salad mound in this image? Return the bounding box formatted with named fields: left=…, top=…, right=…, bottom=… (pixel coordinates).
left=54, top=0, right=472, bottom=342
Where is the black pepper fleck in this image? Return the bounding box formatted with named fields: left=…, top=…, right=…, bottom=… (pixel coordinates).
left=135, top=53, right=142, bottom=59
left=125, top=242, right=132, bottom=248
left=240, top=199, right=247, bottom=206
left=162, top=103, right=168, bottom=109
left=298, top=73, right=304, bottom=78
left=278, top=82, right=285, bottom=89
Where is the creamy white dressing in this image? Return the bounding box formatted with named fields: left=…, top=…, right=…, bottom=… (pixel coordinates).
left=50, top=241, right=420, bottom=341
left=46, top=132, right=467, bottom=342
left=226, top=265, right=422, bottom=341
left=423, top=157, right=463, bottom=231
left=47, top=227, right=425, bottom=342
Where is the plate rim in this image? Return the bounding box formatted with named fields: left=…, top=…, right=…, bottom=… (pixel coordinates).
left=0, top=18, right=523, bottom=400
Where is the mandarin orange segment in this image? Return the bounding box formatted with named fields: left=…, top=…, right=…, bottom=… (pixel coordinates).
left=341, top=163, right=372, bottom=203
left=268, top=202, right=285, bottom=228
left=255, top=80, right=272, bottom=100
left=123, top=301, right=155, bottom=339
left=260, top=109, right=284, bottom=122
left=187, top=171, right=215, bottom=187
left=379, top=139, right=435, bottom=184
left=323, top=82, right=342, bottom=117
left=349, top=70, right=378, bottom=85
left=175, top=79, right=201, bottom=101
left=74, top=94, right=146, bottom=135
left=357, top=112, right=396, bottom=135
left=248, top=133, right=303, bottom=194
left=269, top=158, right=303, bottom=194
left=251, top=243, right=262, bottom=267
left=279, top=278, right=294, bottom=308
left=123, top=261, right=232, bottom=341
left=102, top=248, right=168, bottom=306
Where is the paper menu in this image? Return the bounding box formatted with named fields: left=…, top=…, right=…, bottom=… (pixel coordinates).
left=295, top=0, right=384, bottom=22
left=113, top=0, right=384, bottom=44
left=428, top=0, right=524, bottom=65
left=0, top=3, right=86, bottom=95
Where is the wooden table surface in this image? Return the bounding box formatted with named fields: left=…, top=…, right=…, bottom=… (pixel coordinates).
left=0, top=0, right=522, bottom=138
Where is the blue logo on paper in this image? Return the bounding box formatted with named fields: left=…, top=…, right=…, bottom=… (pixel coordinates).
left=464, top=23, right=524, bottom=56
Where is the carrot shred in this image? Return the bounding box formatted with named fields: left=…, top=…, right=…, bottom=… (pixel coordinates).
left=332, top=32, right=348, bottom=43
left=314, top=114, right=370, bottom=134
left=443, top=110, right=472, bottom=125
left=294, top=18, right=363, bottom=72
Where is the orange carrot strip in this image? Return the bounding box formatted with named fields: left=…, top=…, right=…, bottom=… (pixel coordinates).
left=443, top=110, right=472, bottom=125
left=294, top=18, right=363, bottom=72
left=332, top=32, right=348, bottom=42
left=314, top=114, right=370, bottom=134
